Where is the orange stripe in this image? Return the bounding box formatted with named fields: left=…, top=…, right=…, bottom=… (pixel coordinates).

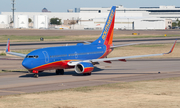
left=30, top=60, right=78, bottom=70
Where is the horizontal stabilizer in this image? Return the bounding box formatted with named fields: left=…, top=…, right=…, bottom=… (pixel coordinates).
left=6, top=39, right=27, bottom=58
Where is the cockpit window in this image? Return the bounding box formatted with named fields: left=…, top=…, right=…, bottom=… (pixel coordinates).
left=34, top=55, right=39, bottom=58
left=26, top=55, right=39, bottom=58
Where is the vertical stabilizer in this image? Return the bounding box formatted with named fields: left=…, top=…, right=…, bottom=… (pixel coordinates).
left=6, top=38, right=10, bottom=52
left=92, top=6, right=116, bottom=45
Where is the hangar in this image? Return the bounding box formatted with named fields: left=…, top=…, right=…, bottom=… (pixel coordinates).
left=0, top=5, right=178, bottom=29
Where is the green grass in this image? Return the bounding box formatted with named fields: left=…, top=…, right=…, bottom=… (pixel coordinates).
left=0, top=34, right=180, bottom=42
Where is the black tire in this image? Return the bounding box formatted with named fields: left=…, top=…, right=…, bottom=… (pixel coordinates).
left=56, top=69, right=64, bottom=75
left=34, top=74, right=38, bottom=78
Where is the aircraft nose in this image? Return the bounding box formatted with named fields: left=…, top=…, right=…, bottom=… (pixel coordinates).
left=22, top=59, right=31, bottom=69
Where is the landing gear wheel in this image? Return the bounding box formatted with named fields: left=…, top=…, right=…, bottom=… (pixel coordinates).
left=56, top=69, right=64, bottom=75
left=87, top=72, right=91, bottom=75
left=34, top=74, right=38, bottom=78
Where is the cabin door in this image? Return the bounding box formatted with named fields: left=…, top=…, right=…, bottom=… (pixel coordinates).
left=43, top=51, right=49, bottom=63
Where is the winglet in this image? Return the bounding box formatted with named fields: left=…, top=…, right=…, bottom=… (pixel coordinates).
left=6, top=38, right=10, bottom=52
left=164, top=40, right=177, bottom=54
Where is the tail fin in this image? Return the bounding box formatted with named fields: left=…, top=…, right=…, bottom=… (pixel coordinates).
left=6, top=38, right=10, bottom=52
left=92, top=6, right=116, bottom=45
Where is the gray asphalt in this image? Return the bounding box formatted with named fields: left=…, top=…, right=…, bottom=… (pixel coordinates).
left=0, top=58, right=180, bottom=96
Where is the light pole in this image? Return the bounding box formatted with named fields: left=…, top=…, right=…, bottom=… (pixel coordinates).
left=128, top=18, right=129, bottom=30
left=11, top=0, right=16, bottom=24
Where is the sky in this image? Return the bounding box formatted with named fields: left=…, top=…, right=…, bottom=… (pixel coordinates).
left=0, top=0, right=180, bottom=13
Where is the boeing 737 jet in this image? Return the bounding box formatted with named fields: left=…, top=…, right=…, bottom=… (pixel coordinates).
left=6, top=6, right=176, bottom=78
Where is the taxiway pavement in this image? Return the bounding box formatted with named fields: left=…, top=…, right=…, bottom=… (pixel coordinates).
left=0, top=58, right=180, bottom=96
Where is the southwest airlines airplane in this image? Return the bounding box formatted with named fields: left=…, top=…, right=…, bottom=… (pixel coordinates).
left=6, top=6, right=176, bottom=78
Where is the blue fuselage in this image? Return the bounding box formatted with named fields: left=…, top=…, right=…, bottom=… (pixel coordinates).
left=22, top=44, right=107, bottom=71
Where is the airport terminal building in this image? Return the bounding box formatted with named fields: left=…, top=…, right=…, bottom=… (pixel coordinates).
left=0, top=5, right=179, bottom=30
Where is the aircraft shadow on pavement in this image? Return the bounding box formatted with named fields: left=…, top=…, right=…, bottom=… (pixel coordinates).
left=18, top=67, right=157, bottom=78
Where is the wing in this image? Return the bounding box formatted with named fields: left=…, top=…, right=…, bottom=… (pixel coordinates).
left=6, top=39, right=27, bottom=58
left=68, top=40, right=177, bottom=66
left=110, top=42, right=148, bottom=48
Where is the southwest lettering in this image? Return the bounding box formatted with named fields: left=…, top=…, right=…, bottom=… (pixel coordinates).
left=102, top=10, right=114, bottom=40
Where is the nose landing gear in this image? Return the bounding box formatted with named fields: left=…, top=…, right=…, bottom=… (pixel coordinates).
left=32, top=70, right=39, bottom=78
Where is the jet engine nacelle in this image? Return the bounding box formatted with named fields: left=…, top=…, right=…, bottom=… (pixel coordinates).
left=75, top=62, right=94, bottom=74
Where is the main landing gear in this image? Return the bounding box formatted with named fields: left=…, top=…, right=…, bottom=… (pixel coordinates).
left=56, top=69, right=64, bottom=75
left=83, top=72, right=91, bottom=75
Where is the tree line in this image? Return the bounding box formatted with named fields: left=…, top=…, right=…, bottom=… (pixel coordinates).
left=28, top=18, right=62, bottom=25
